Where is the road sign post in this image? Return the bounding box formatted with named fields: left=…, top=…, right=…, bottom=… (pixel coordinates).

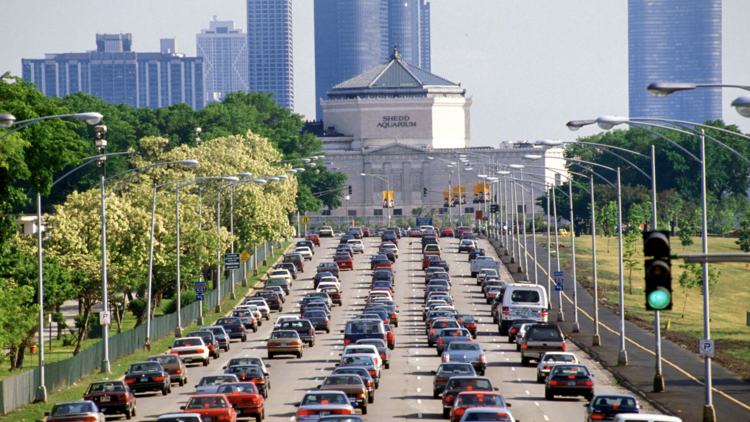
left=699, top=339, right=714, bottom=359
left=240, top=250, right=251, bottom=287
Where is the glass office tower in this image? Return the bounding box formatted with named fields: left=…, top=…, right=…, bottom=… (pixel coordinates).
left=247, top=0, right=294, bottom=110
left=629, top=0, right=722, bottom=123
left=197, top=18, right=249, bottom=103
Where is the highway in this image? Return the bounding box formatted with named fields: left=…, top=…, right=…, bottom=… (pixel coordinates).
left=128, top=234, right=657, bottom=422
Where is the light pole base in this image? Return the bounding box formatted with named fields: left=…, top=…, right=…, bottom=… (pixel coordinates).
left=262, top=259, right=267, bottom=266
left=174, top=327, right=183, bottom=338
left=517, top=266, right=524, bottom=273
left=504, top=249, right=509, bottom=256
left=557, top=311, right=565, bottom=322
left=144, top=340, right=152, bottom=352
left=592, top=334, right=601, bottom=346
left=618, top=349, right=629, bottom=366
left=523, top=274, right=529, bottom=281
left=36, top=386, right=48, bottom=404
left=653, top=372, right=665, bottom=392
left=701, top=405, right=716, bottom=422
left=572, top=322, right=580, bottom=333
left=214, top=305, right=222, bottom=313
left=253, top=268, right=258, bottom=276
left=241, top=279, right=247, bottom=287
left=100, top=359, right=111, bottom=374
left=197, top=316, right=205, bottom=326
left=230, top=292, right=237, bottom=300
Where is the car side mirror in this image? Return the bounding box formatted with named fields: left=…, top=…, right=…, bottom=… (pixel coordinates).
left=222, top=366, right=226, bottom=369
left=334, top=363, right=340, bottom=367
left=317, top=385, right=322, bottom=388
left=493, top=387, right=499, bottom=391
left=266, top=364, right=271, bottom=368
left=583, top=404, right=589, bottom=407
left=590, top=374, right=594, bottom=377
left=506, top=403, right=511, bottom=407
left=194, top=385, right=198, bottom=388
left=294, top=403, right=300, bottom=408
left=340, top=330, right=345, bottom=333
left=430, top=370, right=436, bottom=375
left=44, top=413, right=50, bottom=417
left=180, top=406, right=186, bottom=410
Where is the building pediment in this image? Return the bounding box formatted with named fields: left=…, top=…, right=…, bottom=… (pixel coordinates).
left=362, top=142, right=429, bottom=156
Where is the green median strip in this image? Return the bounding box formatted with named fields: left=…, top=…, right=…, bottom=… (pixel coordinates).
left=4, top=242, right=290, bottom=422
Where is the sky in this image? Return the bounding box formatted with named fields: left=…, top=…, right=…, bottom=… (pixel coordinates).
left=2, top=0, right=750, bottom=147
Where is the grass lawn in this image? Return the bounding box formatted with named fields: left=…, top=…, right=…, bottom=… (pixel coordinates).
left=545, top=234, right=750, bottom=346
left=2, top=242, right=290, bottom=422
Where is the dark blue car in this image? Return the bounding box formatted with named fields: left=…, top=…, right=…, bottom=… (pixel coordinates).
left=215, top=317, right=247, bottom=341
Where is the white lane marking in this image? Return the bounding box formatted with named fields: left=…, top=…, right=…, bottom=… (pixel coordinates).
left=543, top=416, right=549, bottom=421
left=417, top=399, right=422, bottom=404
left=416, top=388, right=421, bottom=392
left=506, top=358, right=510, bottom=361
left=525, top=390, right=530, bottom=395
left=417, top=376, right=421, bottom=380
left=417, top=366, right=420, bottom=370
left=511, top=368, right=515, bottom=371
left=534, top=402, right=539, bottom=406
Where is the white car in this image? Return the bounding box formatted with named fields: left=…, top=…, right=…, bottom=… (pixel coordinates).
left=536, top=351, right=579, bottom=382
left=476, top=268, right=498, bottom=284
left=236, top=305, right=263, bottom=322
left=243, top=298, right=270, bottom=320
left=342, top=344, right=382, bottom=369
left=273, top=315, right=300, bottom=330
left=346, top=239, right=365, bottom=254
left=318, top=276, right=340, bottom=287
left=515, top=323, right=534, bottom=350
left=294, top=247, right=313, bottom=261
left=169, top=337, right=210, bottom=366
left=194, top=375, right=239, bottom=394
left=317, top=281, right=340, bottom=292
left=380, top=244, right=399, bottom=258
left=459, top=408, right=516, bottom=422
left=269, top=269, right=293, bottom=283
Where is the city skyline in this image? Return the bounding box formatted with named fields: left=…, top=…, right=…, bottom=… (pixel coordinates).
left=197, top=17, right=249, bottom=103
left=2, top=0, right=749, bottom=142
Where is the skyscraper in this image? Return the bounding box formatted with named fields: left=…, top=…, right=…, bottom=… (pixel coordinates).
left=247, top=0, right=294, bottom=110
left=628, top=0, right=722, bottom=123
left=197, top=17, right=249, bottom=103
left=22, top=34, right=204, bottom=110
left=313, top=0, right=431, bottom=120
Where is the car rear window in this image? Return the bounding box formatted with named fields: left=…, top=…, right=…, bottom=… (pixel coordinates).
left=270, top=331, right=299, bottom=339
left=447, top=343, right=481, bottom=351
left=217, top=383, right=258, bottom=394
left=543, top=354, right=576, bottom=363
left=457, top=393, right=505, bottom=407
left=128, top=362, right=162, bottom=373
left=347, top=321, right=383, bottom=334
left=438, top=364, right=475, bottom=375
left=148, top=356, right=177, bottom=365
left=510, top=290, right=541, bottom=302
left=173, top=338, right=203, bottom=348
left=186, top=396, right=229, bottom=409
left=593, top=396, right=638, bottom=409
left=551, top=365, right=590, bottom=377
left=528, top=327, right=563, bottom=342
left=463, top=411, right=510, bottom=421
left=447, top=378, right=491, bottom=390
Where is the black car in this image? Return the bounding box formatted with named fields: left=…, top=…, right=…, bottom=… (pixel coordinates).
left=216, top=317, right=247, bottom=341
left=124, top=361, right=171, bottom=395
left=340, top=234, right=355, bottom=244
left=370, top=254, right=389, bottom=270
left=303, top=310, right=331, bottom=333
left=224, top=365, right=269, bottom=398
left=296, top=240, right=316, bottom=254
left=468, top=248, right=486, bottom=261
left=256, top=291, right=283, bottom=311
left=364, top=303, right=398, bottom=327
left=378, top=249, right=396, bottom=263
left=382, top=234, right=398, bottom=245
left=186, top=330, right=221, bottom=358
left=314, top=271, right=334, bottom=287
left=427, top=259, right=450, bottom=272
left=584, top=394, right=640, bottom=421
left=279, top=319, right=316, bottom=347
left=455, top=314, right=478, bottom=339
left=275, top=263, right=298, bottom=279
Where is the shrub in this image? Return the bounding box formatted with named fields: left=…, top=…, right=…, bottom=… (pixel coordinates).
left=162, top=290, right=197, bottom=314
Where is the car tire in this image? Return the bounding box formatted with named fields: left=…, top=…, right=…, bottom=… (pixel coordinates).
left=545, top=389, right=554, bottom=400
left=361, top=404, right=368, bottom=415
left=326, top=328, right=331, bottom=334
left=253, top=326, right=258, bottom=333
left=131, top=405, right=136, bottom=417
left=226, top=344, right=231, bottom=351
left=433, top=390, right=440, bottom=399
left=385, top=361, right=390, bottom=369
left=436, top=349, right=442, bottom=356
left=268, top=353, right=274, bottom=359
left=263, top=388, right=268, bottom=399
left=266, top=315, right=271, bottom=321
left=375, top=380, right=379, bottom=389
left=394, top=322, right=398, bottom=328
left=125, top=407, right=132, bottom=420
left=179, top=377, right=185, bottom=387
left=255, top=413, right=262, bottom=422
left=584, top=392, right=594, bottom=401
left=309, top=340, right=315, bottom=347
left=428, top=340, right=434, bottom=347
left=279, top=307, right=284, bottom=312
left=516, top=344, right=521, bottom=352
left=443, top=408, right=450, bottom=418
left=242, top=335, right=247, bottom=342
left=298, top=351, right=303, bottom=359
left=368, top=392, right=374, bottom=404
left=536, top=373, right=544, bottom=383
left=162, top=386, right=169, bottom=396
left=203, top=357, right=210, bottom=367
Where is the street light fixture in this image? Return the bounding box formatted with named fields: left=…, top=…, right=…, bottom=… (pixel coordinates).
left=0, top=113, right=16, bottom=127
left=596, top=116, right=629, bottom=130
left=0, top=112, right=104, bottom=140
left=731, top=96, right=750, bottom=118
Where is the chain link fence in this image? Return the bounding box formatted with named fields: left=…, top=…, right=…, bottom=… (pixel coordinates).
left=0, top=241, right=279, bottom=415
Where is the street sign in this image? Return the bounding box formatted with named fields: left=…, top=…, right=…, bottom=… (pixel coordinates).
left=554, top=284, right=563, bottom=292
left=301, top=215, right=310, bottom=225
left=99, top=311, right=111, bottom=326
left=196, top=294, right=205, bottom=301
left=240, top=250, right=251, bottom=262
left=699, top=339, right=714, bottom=358
left=195, top=288, right=205, bottom=294
left=416, top=217, right=433, bottom=227
left=475, top=210, right=483, bottom=220
left=553, top=271, right=564, bottom=286
left=195, top=281, right=205, bottom=288
left=224, top=253, right=241, bottom=270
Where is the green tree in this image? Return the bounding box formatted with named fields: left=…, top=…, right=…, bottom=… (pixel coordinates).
left=735, top=217, right=750, bottom=267
left=622, top=229, right=641, bottom=294
left=677, top=262, right=700, bottom=318
left=678, top=218, right=694, bottom=251
left=598, top=201, right=618, bottom=253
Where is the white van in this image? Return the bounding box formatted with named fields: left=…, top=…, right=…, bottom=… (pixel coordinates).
left=499, top=283, right=549, bottom=335
left=613, top=414, right=682, bottom=422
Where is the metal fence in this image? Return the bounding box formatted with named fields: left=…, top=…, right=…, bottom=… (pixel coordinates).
left=0, top=241, right=280, bottom=415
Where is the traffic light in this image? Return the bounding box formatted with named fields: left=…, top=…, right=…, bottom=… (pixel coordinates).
left=423, top=187, right=428, bottom=197
left=491, top=204, right=499, bottom=214
left=348, top=185, right=352, bottom=195
left=643, top=230, right=672, bottom=310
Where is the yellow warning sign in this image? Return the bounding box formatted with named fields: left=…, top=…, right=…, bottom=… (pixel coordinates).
left=301, top=215, right=311, bottom=225
left=240, top=250, right=251, bottom=262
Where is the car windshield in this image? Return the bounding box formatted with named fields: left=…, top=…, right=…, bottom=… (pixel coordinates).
left=270, top=331, right=299, bottom=339
left=457, top=394, right=505, bottom=407
left=463, top=411, right=511, bottom=421
left=543, top=354, right=576, bottom=363
left=302, top=392, right=350, bottom=405
left=217, top=318, right=238, bottom=325
left=551, top=365, right=590, bottom=377
left=437, top=364, right=475, bottom=375
left=447, top=378, right=492, bottom=390
left=51, top=402, right=97, bottom=415
left=173, top=339, right=203, bottom=348
left=528, top=327, right=563, bottom=342
left=87, top=382, right=126, bottom=394
left=217, top=383, right=257, bottom=395
left=148, top=356, right=177, bottom=365
left=186, top=396, right=229, bottom=409
left=227, top=366, right=261, bottom=377
left=128, top=362, right=161, bottom=374
left=198, top=375, right=236, bottom=386
left=203, top=327, right=226, bottom=336
left=593, top=396, right=638, bottom=409
left=447, top=343, right=481, bottom=351
left=324, top=376, right=361, bottom=386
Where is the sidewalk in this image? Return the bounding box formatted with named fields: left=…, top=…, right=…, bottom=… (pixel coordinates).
left=491, top=234, right=750, bottom=422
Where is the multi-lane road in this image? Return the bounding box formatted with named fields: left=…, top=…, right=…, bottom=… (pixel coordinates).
left=129, top=234, right=658, bottom=421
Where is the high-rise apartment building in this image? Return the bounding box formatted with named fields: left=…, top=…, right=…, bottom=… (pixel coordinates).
left=246, top=0, right=294, bottom=110
left=22, top=34, right=205, bottom=110
left=628, top=0, right=722, bottom=122
left=313, top=0, right=431, bottom=120
left=197, top=18, right=249, bottom=103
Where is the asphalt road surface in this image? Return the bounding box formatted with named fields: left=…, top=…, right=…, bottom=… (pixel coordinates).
left=126, top=234, right=657, bottom=422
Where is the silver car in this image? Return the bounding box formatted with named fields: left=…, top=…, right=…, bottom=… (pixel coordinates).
left=347, top=240, right=365, bottom=254
left=295, top=391, right=357, bottom=420
left=46, top=401, right=105, bottom=422
left=194, top=374, right=239, bottom=394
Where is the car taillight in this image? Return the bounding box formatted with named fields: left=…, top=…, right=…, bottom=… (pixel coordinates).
left=544, top=366, right=551, bottom=370
left=583, top=380, right=594, bottom=386
left=251, top=379, right=264, bottom=384
left=344, top=339, right=351, bottom=344
left=197, top=349, right=206, bottom=354
left=358, top=393, right=366, bottom=398
left=591, top=413, right=606, bottom=420
left=170, top=351, right=179, bottom=355
left=125, top=379, right=135, bottom=384
left=467, top=338, right=472, bottom=342
left=541, top=308, right=548, bottom=317
left=289, top=342, right=302, bottom=346
left=369, top=370, right=377, bottom=376
left=443, top=354, right=450, bottom=362
left=562, top=342, right=567, bottom=351
left=523, top=342, right=528, bottom=349
left=455, top=408, right=465, bottom=416
left=208, top=345, right=215, bottom=350
left=510, top=328, right=517, bottom=334
left=325, top=319, right=329, bottom=323
left=445, top=396, right=453, bottom=402
left=549, top=380, right=558, bottom=386
left=153, top=376, right=165, bottom=382
left=332, top=409, right=353, bottom=415
left=297, top=409, right=314, bottom=416
left=466, top=324, right=476, bottom=328
left=381, top=353, right=386, bottom=358
left=367, top=381, right=372, bottom=387
left=169, top=369, right=182, bottom=374
left=237, top=327, right=244, bottom=332
left=479, top=355, right=486, bottom=362
left=391, top=314, right=397, bottom=318
left=267, top=342, right=280, bottom=346
left=435, top=377, right=448, bottom=382
left=217, top=414, right=233, bottom=422
left=430, top=329, right=435, bottom=335
left=309, top=330, right=313, bottom=336
left=502, top=307, right=509, bottom=316
left=438, top=338, right=444, bottom=345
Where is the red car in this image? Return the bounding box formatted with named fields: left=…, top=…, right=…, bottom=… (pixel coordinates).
left=83, top=380, right=137, bottom=419
left=305, top=234, right=321, bottom=246
left=373, top=260, right=393, bottom=271
left=362, top=227, right=371, bottom=237
left=457, top=226, right=472, bottom=236
left=335, top=254, right=353, bottom=270
left=217, top=383, right=265, bottom=422
left=182, top=394, right=237, bottom=422
left=384, top=323, right=396, bottom=350
left=423, top=255, right=440, bottom=270
left=449, top=391, right=509, bottom=422
left=440, top=227, right=455, bottom=238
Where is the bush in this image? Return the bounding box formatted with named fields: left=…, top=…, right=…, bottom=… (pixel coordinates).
left=162, top=290, right=197, bottom=315
left=128, top=298, right=147, bottom=318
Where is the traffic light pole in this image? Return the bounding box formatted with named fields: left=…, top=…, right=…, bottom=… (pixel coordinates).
left=650, top=144, right=664, bottom=393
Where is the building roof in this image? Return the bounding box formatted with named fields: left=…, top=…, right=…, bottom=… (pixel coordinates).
left=332, top=46, right=459, bottom=91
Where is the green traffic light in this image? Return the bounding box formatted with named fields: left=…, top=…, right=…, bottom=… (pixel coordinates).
left=647, top=287, right=672, bottom=310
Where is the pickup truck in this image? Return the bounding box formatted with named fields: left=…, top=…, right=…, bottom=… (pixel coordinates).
left=470, top=256, right=500, bottom=277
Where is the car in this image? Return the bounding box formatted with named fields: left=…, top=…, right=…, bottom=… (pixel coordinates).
left=425, top=285, right=449, bottom=299
left=224, top=356, right=272, bottom=380
left=267, top=330, right=303, bottom=359
left=342, top=344, right=382, bottom=370
left=194, top=375, right=240, bottom=394
left=361, top=227, right=371, bottom=237
left=427, top=259, right=450, bottom=272
left=274, top=315, right=301, bottom=329
left=187, top=329, right=221, bottom=359
left=83, top=381, right=137, bottom=419
left=255, top=291, right=283, bottom=311
left=303, top=302, right=332, bottom=319
left=347, top=239, right=365, bottom=254
left=382, top=233, right=398, bottom=245
left=476, top=268, right=498, bottom=284
left=356, top=338, right=390, bottom=370
left=300, top=296, right=327, bottom=313
left=215, top=317, right=247, bottom=341
left=346, top=228, right=363, bottom=239
left=380, top=243, right=399, bottom=258
left=372, top=258, right=393, bottom=270
left=337, top=354, right=380, bottom=389
left=319, top=226, right=334, bottom=238
left=468, top=248, right=486, bottom=261
left=441, top=342, right=487, bottom=375
left=45, top=401, right=105, bottom=422
left=333, top=230, right=343, bottom=237
left=458, top=408, right=516, bottom=422
left=317, top=278, right=341, bottom=292
left=371, top=280, right=393, bottom=295
left=423, top=254, right=440, bottom=270
left=428, top=318, right=461, bottom=347
left=441, top=377, right=498, bottom=418
left=427, top=279, right=451, bottom=293
left=217, top=383, right=265, bottom=422
left=294, top=391, right=357, bottom=421
left=295, top=246, right=314, bottom=260
left=332, top=366, right=376, bottom=403
left=231, top=309, right=259, bottom=332
left=303, top=310, right=331, bottom=333
left=514, top=323, right=535, bottom=351
left=317, top=262, right=340, bottom=277
left=243, top=298, right=271, bottom=320
left=584, top=394, right=641, bottom=421
left=168, top=337, right=211, bottom=367
left=436, top=328, right=473, bottom=356
left=336, top=244, right=354, bottom=258
left=297, top=240, right=316, bottom=253
left=269, top=268, right=294, bottom=283
left=314, top=271, right=335, bottom=287
left=440, top=227, right=455, bottom=237
left=340, top=234, right=355, bottom=244
left=458, top=239, right=476, bottom=253
left=306, top=233, right=321, bottom=246
left=455, top=314, right=478, bottom=339
left=431, top=362, right=476, bottom=398
left=456, top=226, right=472, bottom=236
left=545, top=364, right=594, bottom=401
left=280, top=319, right=317, bottom=346
left=275, top=262, right=298, bottom=279
left=283, top=253, right=304, bottom=273
left=409, top=228, right=422, bottom=237
left=157, top=413, right=203, bottom=422
left=265, top=278, right=291, bottom=296
left=450, top=391, right=510, bottom=422
left=486, top=286, right=504, bottom=304
left=224, top=365, right=268, bottom=398
left=200, top=326, right=231, bottom=351
left=307, top=291, right=335, bottom=307
left=536, top=352, right=579, bottom=382
left=383, top=323, right=396, bottom=349
left=320, top=286, right=343, bottom=306
left=237, top=304, right=264, bottom=323
left=147, top=354, right=189, bottom=386
left=124, top=361, right=171, bottom=395
left=343, top=319, right=386, bottom=346
left=520, top=324, right=566, bottom=366
left=181, top=394, right=237, bottom=422
left=335, top=254, right=354, bottom=270
left=317, top=375, right=369, bottom=414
